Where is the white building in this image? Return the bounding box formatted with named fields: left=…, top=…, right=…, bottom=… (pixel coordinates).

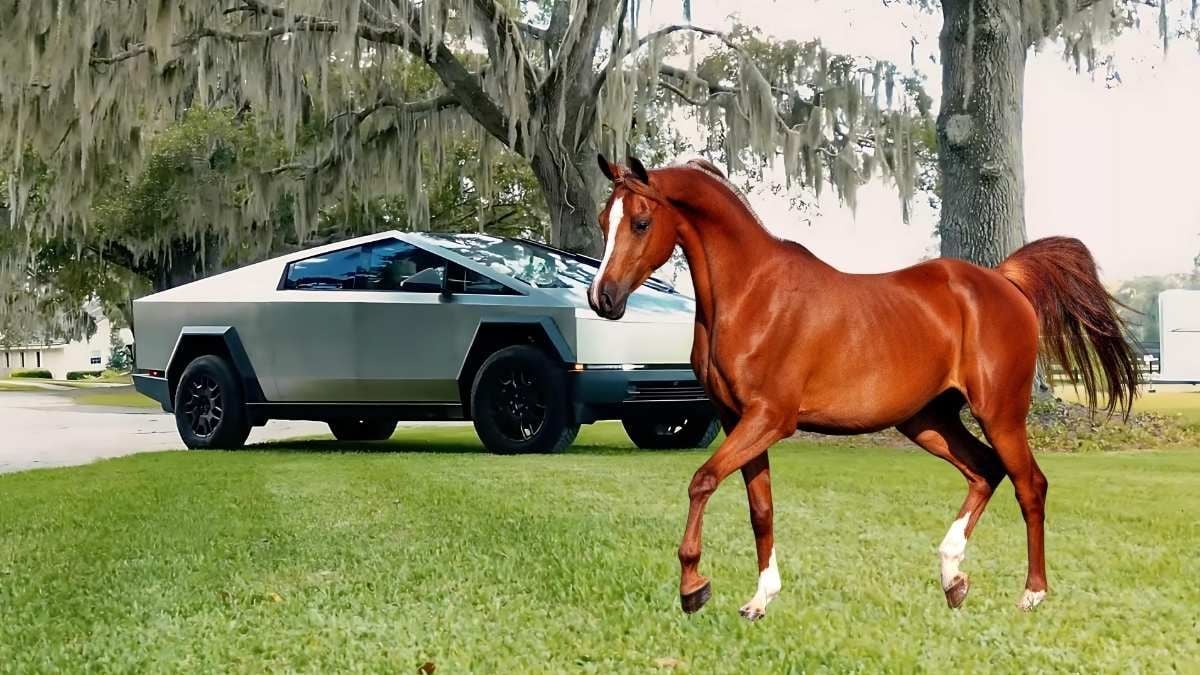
left=1, top=304, right=133, bottom=380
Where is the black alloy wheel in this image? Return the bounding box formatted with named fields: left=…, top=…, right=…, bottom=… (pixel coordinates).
left=174, top=355, right=251, bottom=449
left=471, top=345, right=578, bottom=454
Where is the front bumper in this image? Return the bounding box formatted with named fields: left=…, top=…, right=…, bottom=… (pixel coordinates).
left=569, top=367, right=712, bottom=424
left=133, top=373, right=172, bottom=412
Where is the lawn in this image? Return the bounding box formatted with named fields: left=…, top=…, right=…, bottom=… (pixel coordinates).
left=0, top=424, right=1196, bottom=673
left=72, top=386, right=160, bottom=409
left=0, top=381, right=47, bottom=392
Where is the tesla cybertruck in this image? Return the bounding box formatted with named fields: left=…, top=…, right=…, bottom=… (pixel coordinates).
left=132, top=232, right=717, bottom=453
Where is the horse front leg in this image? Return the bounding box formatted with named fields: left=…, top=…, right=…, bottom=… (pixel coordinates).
left=678, top=407, right=789, bottom=614
left=738, top=451, right=779, bottom=621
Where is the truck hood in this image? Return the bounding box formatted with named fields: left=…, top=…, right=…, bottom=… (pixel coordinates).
left=537, top=285, right=697, bottom=324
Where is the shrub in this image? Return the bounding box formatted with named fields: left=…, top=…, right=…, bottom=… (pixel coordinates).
left=10, top=369, right=53, bottom=379
left=66, top=370, right=105, bottom=381
left=794, top=395, right=1200, bottom=453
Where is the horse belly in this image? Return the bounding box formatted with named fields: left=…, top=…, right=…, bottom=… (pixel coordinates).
left=790, top=362, right=953, bottom=434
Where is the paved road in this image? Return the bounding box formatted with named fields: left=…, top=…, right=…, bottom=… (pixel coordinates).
left=0, top=391, right=331, bottom=474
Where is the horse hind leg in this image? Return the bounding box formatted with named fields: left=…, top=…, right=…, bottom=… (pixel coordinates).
left=976, top=413, right=1049, bottom=611
left=898, top=399, right=1006, bottom=609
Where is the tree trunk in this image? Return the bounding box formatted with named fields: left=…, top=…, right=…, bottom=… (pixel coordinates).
left=936, top=0, right=1028, bottom=268
left=530, top=137, right=604, bottom=257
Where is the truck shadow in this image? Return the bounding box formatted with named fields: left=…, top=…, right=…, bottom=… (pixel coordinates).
left=247, top=436, right=651, bottom=456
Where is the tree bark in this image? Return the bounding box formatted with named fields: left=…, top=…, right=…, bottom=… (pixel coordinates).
left=529, top=133, right=604, bottom=257
left=936, top=0, right=1028, bottom=268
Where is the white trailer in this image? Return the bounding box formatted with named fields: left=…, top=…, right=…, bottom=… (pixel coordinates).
left=1155, top=289, right=1200, bottom=385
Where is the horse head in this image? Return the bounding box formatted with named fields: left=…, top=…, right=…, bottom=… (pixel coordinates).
left=589, top=154, right=687, bottom=320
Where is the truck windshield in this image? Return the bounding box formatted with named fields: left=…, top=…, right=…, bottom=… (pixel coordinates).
left=422, top=233, right=677, bottom=293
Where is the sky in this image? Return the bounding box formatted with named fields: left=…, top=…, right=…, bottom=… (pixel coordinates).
left=641, top=0, right=1200, bottom=282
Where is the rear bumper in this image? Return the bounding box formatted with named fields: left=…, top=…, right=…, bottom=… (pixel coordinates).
left=570, top=367, right=712, bottom=424
left=133, top=373, right=172, bottom=412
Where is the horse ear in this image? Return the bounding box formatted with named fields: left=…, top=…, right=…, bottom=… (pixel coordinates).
left=597, top=154, right=618, bottom=182
left=626, top=155, right=650, bottom=184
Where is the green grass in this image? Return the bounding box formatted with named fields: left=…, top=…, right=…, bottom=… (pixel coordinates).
left=73, top=387, right=159, bottom=408
left=0, top=381, right=46, bottom=392
left=1, top=424, right=1197, bottom=673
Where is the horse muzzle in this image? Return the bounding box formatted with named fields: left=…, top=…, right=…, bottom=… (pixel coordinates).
left=588, top=282, right=628, bottom=321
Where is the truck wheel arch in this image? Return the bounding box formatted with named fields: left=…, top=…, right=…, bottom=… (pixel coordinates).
left=456, top=318, right=574, bottom=418
left=165, top=327, right=266, bottom=410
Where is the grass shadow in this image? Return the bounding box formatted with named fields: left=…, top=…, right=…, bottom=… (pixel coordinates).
left=248, top=436, right=488, bottom=455
left=244, top=423, right=685, bottom=457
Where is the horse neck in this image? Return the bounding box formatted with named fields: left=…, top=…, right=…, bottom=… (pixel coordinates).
left=655, top=167, right=824, bottom=325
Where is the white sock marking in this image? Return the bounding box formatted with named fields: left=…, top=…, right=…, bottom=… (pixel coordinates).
left=1018, top=588, right=1047, bottom=611
left=939, top=512, right=971, bottom=590
left=590, top=195, right=624, bottom=308
left=741, top=547, right=781, bottom=617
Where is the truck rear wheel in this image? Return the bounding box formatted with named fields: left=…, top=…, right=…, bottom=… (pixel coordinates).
left=471, top=345, right=578, bottom=454
left=174, top=355, right=252, bottom=449
left=622, top=411, right=720, bottom=449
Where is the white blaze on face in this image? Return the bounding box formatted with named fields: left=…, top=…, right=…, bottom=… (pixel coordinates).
left=939, top=511, right=971, bottom=589
left=740, top=547, right=781, bottom=618
left=590, top=195, right=625, bottom=308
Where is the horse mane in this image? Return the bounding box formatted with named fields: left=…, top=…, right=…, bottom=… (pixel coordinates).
left=665, top=161, right=773, bottom=238
left=686, top=158, right=726, bottom=178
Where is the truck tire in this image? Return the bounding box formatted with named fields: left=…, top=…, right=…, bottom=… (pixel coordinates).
left=471, top=345, right=579, bottom=454
left=174, top=355, right=252, bottom=449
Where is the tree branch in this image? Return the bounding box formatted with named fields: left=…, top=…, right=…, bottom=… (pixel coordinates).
left=591, top=24, right=730, bottom=99
left=91, top=0, right=519, bottom=147
left=326, top=93, right=459, bottom=129
left=271, top=93, right=460, bottom=176
left=516, top=21, right=546, bottom=40
left=467, top=0, right=541, bottom=99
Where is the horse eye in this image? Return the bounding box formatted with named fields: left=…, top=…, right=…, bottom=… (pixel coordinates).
left=632, top=218, right=650, bottom=233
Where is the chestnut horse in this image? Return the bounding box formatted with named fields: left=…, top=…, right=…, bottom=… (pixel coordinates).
left=588, top=155, right=1138, bottom=620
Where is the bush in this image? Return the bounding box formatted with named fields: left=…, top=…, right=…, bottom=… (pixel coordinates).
left=10, top=369, right=53, bottom=379
left=66, top=370, right=105, bottom=381
left=794, top=395, right=1199, bottom=453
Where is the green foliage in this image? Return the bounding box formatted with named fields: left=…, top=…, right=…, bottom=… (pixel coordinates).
left=0, top=426, right=1197, bottom=671
left=8, top=369, right=52, bottom=379
left=2, top=106, right=549, bottom=334
left=107, top=328, right=131, bottom=373
left=66, top=371, right=105, bottom=381
left=1011, top=396, right=1199, bottom=453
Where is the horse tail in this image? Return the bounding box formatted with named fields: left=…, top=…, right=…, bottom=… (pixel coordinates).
left=998, top=236, right=1140, bottom=417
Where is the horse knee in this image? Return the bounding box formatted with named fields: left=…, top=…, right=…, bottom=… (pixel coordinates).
left=688, top=469, right=718, bottom=502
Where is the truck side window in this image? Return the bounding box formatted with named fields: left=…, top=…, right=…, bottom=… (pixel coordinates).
left=283, top=246, right=363, bottom=290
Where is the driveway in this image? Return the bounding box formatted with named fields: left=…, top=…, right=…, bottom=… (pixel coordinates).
left=0, top=390, right=332, bottom=474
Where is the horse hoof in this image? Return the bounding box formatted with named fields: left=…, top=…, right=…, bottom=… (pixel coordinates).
left=944, top=574, right=970, bottom=609
left=680, top=581, right=711, bottom=614
left=738, top=604, right=766, bottom=622
left=1017, top=588, right=1046, bottom=612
